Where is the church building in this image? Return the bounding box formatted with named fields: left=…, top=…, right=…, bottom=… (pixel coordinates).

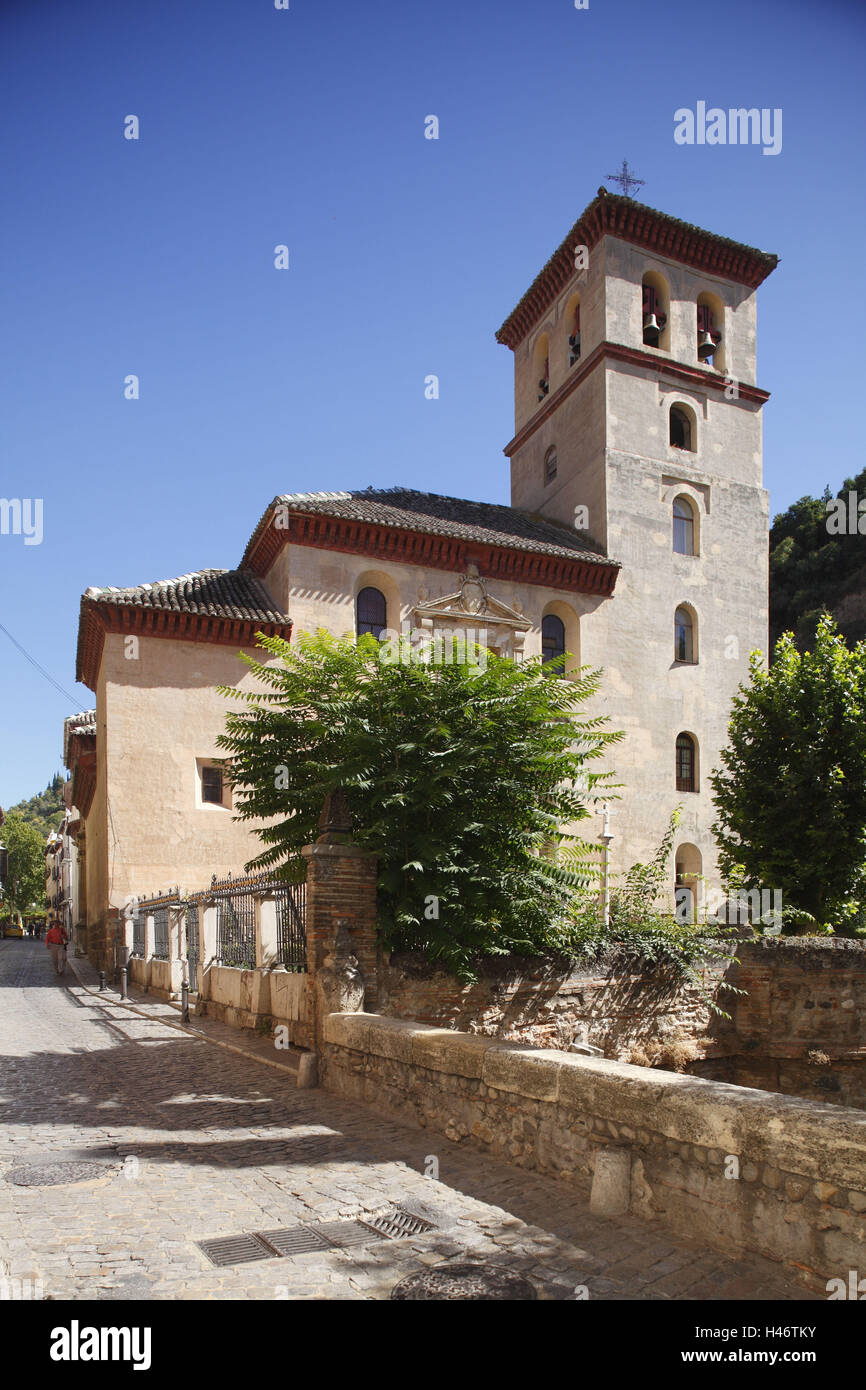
left=68, top=189, right=778, bottom=960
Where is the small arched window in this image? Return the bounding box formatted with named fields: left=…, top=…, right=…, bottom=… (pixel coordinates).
left=673, top=497, right=696, bottom=555
left=676, top=733, right=697, bottom=793
left=541, top=614, right=566, bottom=665
left=674, top=606, right=695, bottom=663
left=356, top=586, right=387, bottom=638
left=670, top=405, right=694, bottom=451
left=544, top=446, right=558, bottom=484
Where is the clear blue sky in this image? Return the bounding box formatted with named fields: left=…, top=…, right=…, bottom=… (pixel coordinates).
left=1, top=0, right=864, bottom=807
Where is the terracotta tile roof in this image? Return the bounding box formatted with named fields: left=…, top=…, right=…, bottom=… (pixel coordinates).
left=83, top=569, right=289, bottom=624
left=496, top=189, right=779, bottom=349
left=63, top=710, right=97, bottom=777
left=243, top=488, right=613, bottom=567
left=76, top=570, right=292, bottom=690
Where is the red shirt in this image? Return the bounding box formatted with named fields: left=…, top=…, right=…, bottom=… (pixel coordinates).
left=46, top=925, right=66, bottom=945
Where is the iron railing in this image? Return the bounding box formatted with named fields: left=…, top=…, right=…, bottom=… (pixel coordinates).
left=127, top=871, right=307, bottom=975
left=212, top=875, right=257, bottom=971
left=152, top=906, right=170, bottom=960
left=275, top=881, right=307, bottom=972
left=185, top=902, right=200, bottom=993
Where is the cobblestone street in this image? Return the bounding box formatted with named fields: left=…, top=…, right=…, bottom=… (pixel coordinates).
left=0, top=939, right=817, bottom=1302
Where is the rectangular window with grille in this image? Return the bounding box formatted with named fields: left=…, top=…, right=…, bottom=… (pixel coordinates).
left=201, top=766, right=223, bottom=804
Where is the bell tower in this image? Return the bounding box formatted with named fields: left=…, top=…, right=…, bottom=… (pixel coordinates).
left=496, top=189, right=778, bottom=899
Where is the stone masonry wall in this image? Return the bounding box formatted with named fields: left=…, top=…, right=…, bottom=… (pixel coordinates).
left=377, top=950, right=726, bottom=1054
left=694, top=938, right=866, bottom=1109
left=322, top=1012, right=866, bottom=1292
left=378, top=939, right=866, bottom=1108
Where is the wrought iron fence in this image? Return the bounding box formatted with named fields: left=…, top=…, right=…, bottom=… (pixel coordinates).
left=185, top=902, right=200, bottom=993
left=152, top=906, right=170, bottom=960
left=212, top=875, right=257, bottom=970
left=275, top=881, right=307, bottom=972
left=128, top=871, right=307, bottom=976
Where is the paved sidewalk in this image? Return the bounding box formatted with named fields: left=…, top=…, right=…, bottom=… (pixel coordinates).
left=0, top=939, right=818, bottom=1301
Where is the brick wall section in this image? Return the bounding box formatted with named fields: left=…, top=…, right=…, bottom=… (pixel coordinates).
left=302, top=842, right=379, bottom=1011
left=694, top=938, right=866, bottom=1108
left=322, top=1012, right=866, bottom=1292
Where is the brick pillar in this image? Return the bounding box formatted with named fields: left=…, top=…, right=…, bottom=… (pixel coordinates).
left=301, top=843, right=379, bottom=1005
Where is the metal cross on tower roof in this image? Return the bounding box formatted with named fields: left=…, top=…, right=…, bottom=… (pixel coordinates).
left=605, top=160, right=645, bottom=198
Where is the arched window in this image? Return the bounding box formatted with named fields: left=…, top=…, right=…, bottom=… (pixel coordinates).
left=675, top=733, right=697, bottom=793
left=541, top=614, right=566, bottom=665
left=674, top=606, right=695, bottom=663
left=669, top=405, right=694, bottom=451
left=642, top=271, right=669, bottom=350
left=356, top=586, right=387, bottom=638
left=673, top=496, right=696, bottom=555
left=566, top=295, right=581, bottom=366
left=544, top=445, right=558, bottom=484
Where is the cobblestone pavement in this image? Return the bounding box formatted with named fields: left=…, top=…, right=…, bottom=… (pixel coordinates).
left=0, top=939, right=817, bottom=1301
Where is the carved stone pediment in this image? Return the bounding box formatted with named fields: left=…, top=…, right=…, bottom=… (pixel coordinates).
left=413, top=566, right=530, bottom=633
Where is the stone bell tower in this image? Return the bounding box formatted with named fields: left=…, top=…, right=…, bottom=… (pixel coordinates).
left=496, top=189, right=779, bottom=905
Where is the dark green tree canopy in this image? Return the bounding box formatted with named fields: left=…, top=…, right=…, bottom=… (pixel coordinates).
left=218, top=630, right=622, bottom=978
left=710, top=616, right=866, bottom=930
left=770, top=466, right=866, bottom=651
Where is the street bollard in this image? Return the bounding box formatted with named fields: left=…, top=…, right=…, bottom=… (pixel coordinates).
left=98, top=970, right=106, bottom=991
left=181, top=981, right=189, bottom=1023
left=120, top=964, right=128, bottom=1000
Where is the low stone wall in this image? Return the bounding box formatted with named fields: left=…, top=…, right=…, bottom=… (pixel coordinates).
left=378, top=940, right=866, bottom=1109
left=377, top=950, right=727, bottom=1053
left=322, top=1012, right=866, bottom=1291
left=197, top=965, right=314, bottom=1047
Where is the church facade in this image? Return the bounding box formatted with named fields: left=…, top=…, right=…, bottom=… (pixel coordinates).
left=68, top=190, right=778, bottom=959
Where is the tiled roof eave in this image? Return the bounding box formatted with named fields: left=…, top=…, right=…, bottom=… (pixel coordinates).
left=243, top=506, right=619, bottom=597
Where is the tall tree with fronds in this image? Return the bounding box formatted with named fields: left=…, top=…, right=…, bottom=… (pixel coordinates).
left=218, top=630, right=622, bottom=978
left=710, top=615, right=866, bottom=931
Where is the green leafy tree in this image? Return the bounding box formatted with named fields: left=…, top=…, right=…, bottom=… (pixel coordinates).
left=770, top=467, right=866, bottom=651
left=217, top=629, right=622, bottom=978
left=710, top=615, right=866, bottom=931
left=1, top=812, right=46, bottom=918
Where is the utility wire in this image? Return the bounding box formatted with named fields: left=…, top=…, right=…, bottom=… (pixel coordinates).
left=0, top=620, right=81, bottom=707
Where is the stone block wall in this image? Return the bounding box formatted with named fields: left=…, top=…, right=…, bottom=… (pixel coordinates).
left=322, top=1012, right=866, bottom=1292
left=377, top=950, right=727, bottom=1053
left=694, top=938, right=866, bottom=1108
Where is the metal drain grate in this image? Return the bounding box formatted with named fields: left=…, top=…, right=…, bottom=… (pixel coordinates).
left=315, top=1219, right=387, bottom=1248
left=198, top=1234, right=279, bottom=1267
left=362, top=1207, right=436, bottom=1240
left=255, top=1226, right=331, bottom=1257
left=197, top=1204, right=442, bottom=1267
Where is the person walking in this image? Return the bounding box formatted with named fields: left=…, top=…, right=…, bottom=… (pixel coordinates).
left=45, top=919, right=68, bottom=976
